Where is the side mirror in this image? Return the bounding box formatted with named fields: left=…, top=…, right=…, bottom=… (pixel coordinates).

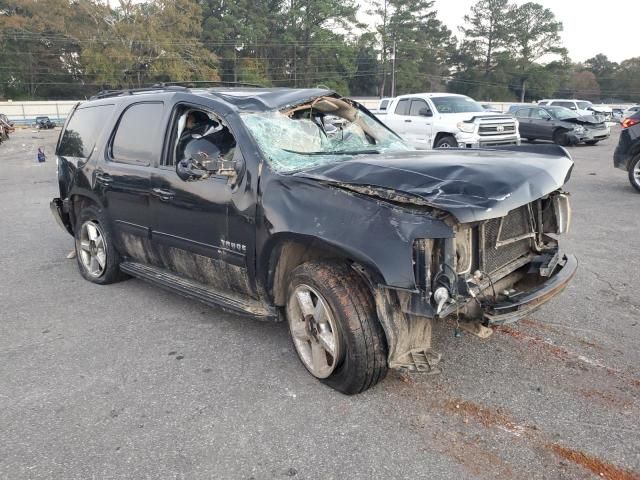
left=419, top=107, right=433, bottom=117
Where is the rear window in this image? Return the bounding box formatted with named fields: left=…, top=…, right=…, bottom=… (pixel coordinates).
left=111, top=102, right=164, bottom=166
left=57, top=104, right=115, bottom=158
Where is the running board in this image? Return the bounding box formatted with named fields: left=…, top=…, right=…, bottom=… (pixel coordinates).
left=120, top=261, right=277, bottom=320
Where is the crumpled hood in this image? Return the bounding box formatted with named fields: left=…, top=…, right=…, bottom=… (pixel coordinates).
left=564, top=114, right=604, bottom=126
left=295, top=148, right=573, bottom=223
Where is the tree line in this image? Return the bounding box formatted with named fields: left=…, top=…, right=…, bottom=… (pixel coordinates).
left=1, top=0, right=638, bottom=102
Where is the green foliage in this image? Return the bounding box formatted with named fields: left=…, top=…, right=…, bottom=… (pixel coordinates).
left=1, top=0, right=639, bottom=102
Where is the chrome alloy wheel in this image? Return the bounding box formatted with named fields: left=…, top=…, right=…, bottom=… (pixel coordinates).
left=287, top=284, right=341, bottom=379
left=78, top=220, right=107, bottom=278
left=633, top=162, right=640, bottom=184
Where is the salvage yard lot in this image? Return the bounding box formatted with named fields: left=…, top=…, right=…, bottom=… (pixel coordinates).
left=1, top=128, right=639, bottom=479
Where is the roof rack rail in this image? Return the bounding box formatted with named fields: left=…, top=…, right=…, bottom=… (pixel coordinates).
left=157, top=80, right=265, bottom=88
left=90, top=85, right=189, bottom=100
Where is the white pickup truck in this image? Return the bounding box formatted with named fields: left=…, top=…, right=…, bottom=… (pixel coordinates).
left=375, top=93, right=520, bottom=149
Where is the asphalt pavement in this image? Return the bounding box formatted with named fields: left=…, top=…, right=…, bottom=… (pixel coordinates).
left=1, top=128, right=638, bottom=480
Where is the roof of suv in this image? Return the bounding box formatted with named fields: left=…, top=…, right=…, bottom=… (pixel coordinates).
left=86, top=87, right=335, bottom=112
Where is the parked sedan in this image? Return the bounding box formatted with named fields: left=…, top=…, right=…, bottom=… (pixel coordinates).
left=614, top=112, right=640, bottom=192
left=509, top=105, right=610, bottom=146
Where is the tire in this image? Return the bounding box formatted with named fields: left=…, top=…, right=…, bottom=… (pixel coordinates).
left=629, top=155, right=640, bottom=193
left=434, top=135, right=457, bottom=149
left=585, top=140, right=599, bottom=145
left=74, top=204, right=128, bottom=284
left=285, top=261, right=388, bottom=395
left=526, top=138, right=535, bottom=143
left=552, top=130, right=570, bottom=146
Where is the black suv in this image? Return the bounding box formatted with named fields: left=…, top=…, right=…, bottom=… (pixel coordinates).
left=51, top=86, right=577, bottom=394
left=614, top=112, right=640, bottom=192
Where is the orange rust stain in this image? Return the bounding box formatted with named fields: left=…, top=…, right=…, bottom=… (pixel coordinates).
left=579, top=388, right=634, bottom=409
left=441, top=398, right=527, bottom=434
left=495, top=325, right=569, bottom=360
left=548, top=444, right=640, bottom=480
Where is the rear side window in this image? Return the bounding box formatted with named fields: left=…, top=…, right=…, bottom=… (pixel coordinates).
left=111, top=102, right=164, bottom=166
left=57, top=104, right=115, bottom=158
left=395, top=99, right=409, bottom=115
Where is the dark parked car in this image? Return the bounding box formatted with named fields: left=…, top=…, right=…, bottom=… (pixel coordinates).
left=35, top=116, right=56, bottom=129
left=509, top=105, right=610, bottom=146
left=614, top=112, right=640, bottom=192
left=50, top=86, right=577, bottom=394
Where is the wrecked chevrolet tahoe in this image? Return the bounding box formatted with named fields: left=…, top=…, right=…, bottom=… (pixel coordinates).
left=50, top=86, right=577, bottom=394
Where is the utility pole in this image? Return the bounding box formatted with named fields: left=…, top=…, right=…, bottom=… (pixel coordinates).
left=390, top=38, right=396, bottom=98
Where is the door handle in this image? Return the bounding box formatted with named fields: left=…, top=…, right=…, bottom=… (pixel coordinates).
left=152, top=187, right=175, bottom=201
left=404, top=119, right=412, bottom=123
left=95, top=171, right=113, bottom=186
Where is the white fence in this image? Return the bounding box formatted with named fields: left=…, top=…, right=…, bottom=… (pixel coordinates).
left=0, top=100, right=78, bottom=125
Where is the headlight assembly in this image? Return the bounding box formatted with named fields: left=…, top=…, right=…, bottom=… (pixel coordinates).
left=457, top=121, right=475, bottom=134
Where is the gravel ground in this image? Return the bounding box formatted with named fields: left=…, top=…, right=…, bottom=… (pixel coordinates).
left=0, top=128, right=638, bottom=480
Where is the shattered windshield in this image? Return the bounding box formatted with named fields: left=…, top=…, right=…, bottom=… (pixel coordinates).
left=241, top=97, right=412, bottom=172
left=431, top=96, right=485, bottom=114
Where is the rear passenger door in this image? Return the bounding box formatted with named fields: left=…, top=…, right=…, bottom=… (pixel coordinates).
left=100, top=101, right=166, bottom=264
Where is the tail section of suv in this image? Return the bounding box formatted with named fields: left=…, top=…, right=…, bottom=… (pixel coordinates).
left=51, top=86, right=577, bottom=394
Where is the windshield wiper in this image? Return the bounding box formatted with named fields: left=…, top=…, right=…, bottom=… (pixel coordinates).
left=281, top=148, right=381, bottom=156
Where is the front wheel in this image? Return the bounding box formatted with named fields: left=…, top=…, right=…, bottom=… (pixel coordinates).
left=285, top=261, right=388, bottom=394
left=552, top=130, right=571, bottom=146
left=629, top=155, right=640, bottom=193
left=434, top=135, right=457, bottom=149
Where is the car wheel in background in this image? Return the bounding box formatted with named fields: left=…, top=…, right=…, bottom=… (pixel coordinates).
left=629, top=155, right=640, bottom=193
left=434, top=135, right=457, bottom=149
left=285, top=261, right=388, bottom=395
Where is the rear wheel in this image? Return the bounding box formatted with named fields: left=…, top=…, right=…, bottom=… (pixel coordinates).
left=285, top=261, right=388, bottom=394
left=434, top=135, right=457, bottom=149
left=74, top=205, right=128, bottom=284
left=629, top=155, right=640, bottom=193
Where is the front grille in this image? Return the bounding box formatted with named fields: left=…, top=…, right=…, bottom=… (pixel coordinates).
left=479, top=139, right=519, bottom=147
left=479, top=123, right=517, bottom=136
left=481, top=205, right=534, bottom=273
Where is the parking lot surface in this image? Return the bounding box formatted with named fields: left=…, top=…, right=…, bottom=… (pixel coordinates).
left=1, top=128, right=639, bottom=479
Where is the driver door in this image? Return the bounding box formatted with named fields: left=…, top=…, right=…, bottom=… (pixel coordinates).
left=149, top=103, right=256, bottom=298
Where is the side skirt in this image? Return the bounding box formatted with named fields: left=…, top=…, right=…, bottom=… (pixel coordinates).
left=120, top=261, right=277, bottom=320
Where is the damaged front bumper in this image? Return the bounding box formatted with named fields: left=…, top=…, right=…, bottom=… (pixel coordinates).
left=373, top=253, right=577, bottom=372
left=50, top=197, right=73, bottom=235
left=481, top=254, right=577, bottom=324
